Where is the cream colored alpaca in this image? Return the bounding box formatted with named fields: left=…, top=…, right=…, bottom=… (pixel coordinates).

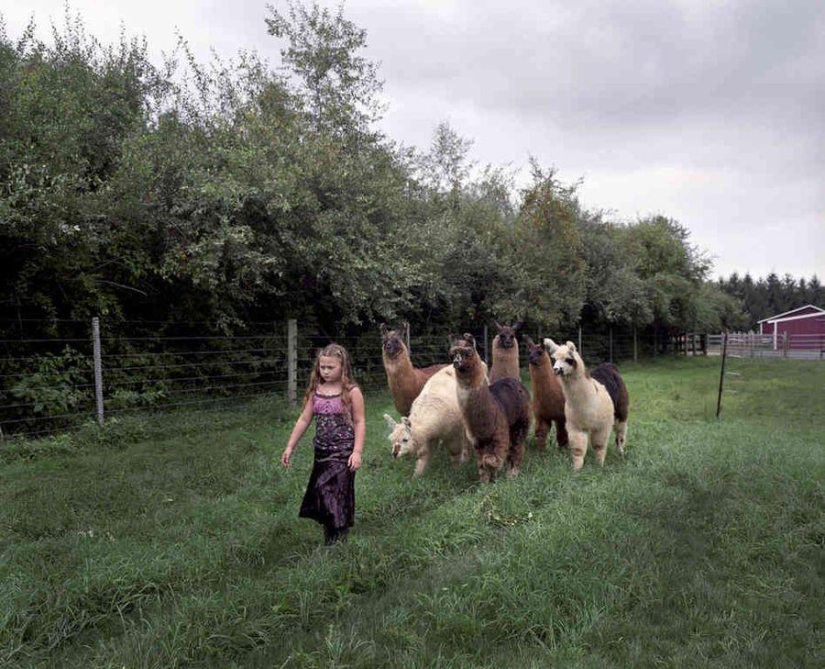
left=543, top=339, right=629, bottom=471
left=384, top=365, right=476, bottom=477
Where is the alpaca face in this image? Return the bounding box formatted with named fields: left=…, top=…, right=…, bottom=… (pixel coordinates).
left=523, top=336, right=546, bottom=367
left=381, top=323, right=407, bottom=360
left=546, top=340, right=579, bottom=377
left=494, top=321, right=522, bottom=349
left=384, top=414, right=413, bottom=458
left=449, top=334, right=478, bottom=376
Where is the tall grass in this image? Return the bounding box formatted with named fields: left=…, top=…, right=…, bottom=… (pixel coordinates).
left=1, top=357, right=822, bottom=667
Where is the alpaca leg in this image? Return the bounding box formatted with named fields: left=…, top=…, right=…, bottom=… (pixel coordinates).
left=413, top=450, right=431, bottom=477
left=615, top=420, right=628, bottom=456
left=554, top=418, right=569, bottom=450
left=534, top=419, right=549, bottom=452
left=592, top=427, right=611, bottom=466
left=568, top=430, right=587, bottom=471
left=507, top=439, right=526, bottom=478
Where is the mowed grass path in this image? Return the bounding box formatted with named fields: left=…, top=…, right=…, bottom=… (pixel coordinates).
left=1, top=357, right=822, bottom=667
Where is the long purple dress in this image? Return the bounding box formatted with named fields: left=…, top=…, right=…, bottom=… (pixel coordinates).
left=298, top=391, right=356, bottom=534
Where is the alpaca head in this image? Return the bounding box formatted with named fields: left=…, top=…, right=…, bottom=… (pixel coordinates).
left=494, top=320, right=523, bottom=350
left=449, top=333, right=480, bottom=377
left=523, top=335, right=548, bottom=367
left=544, top=338, right=580, bottom=378
left=380, top=322, right=408, bottom=360
left=384, top=413, right=413, bottom=459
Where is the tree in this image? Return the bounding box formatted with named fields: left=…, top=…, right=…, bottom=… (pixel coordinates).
left=265, top=0, right=383, bottom=139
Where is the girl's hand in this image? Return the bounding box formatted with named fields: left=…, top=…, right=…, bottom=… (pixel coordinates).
left=348, top=451, right=362, bottom=472
left=281, top=449, right=293, bottom=467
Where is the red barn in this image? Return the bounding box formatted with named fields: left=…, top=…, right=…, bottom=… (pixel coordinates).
left=758, top=305, right=825, bottom=351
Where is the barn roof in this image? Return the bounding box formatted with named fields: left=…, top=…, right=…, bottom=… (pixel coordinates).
left=757, top=304, right=824, bottom=323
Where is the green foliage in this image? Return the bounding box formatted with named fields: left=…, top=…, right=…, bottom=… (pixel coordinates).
left=0, top=3, right=779, bottom=346
left=10, top=346, right=91, bottom=417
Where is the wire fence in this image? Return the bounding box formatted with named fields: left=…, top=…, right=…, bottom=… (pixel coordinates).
left=7, top=318, right=797, bottom=440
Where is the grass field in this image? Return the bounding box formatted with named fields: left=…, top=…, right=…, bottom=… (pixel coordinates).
left=1, top=356, right=823, bottom=668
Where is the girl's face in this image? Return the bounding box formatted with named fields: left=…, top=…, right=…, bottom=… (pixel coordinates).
left=318, top=355, right=343, bottom=384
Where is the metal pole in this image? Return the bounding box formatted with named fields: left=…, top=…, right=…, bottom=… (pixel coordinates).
left=287, top=319, right=297, bottom=406
left=716, top=332, right=728, bottom=418
left=92, top=317, right=104, bottom=427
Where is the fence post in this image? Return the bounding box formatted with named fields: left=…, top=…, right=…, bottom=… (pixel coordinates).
left=483, top=324, right=489, bottom=365
left=92, top=317, right=104, bottom=427
left=716, top=332, right=728, bottom=418
left=287, top=319, right=297, bottom=406
left=782, top=332, right=789, bottom=358
left=633, top=326, right=638, bottom=363
left=578, top=326, right=582, bottom=353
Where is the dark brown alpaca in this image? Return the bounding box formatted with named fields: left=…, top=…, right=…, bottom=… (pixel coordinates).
left=524, top=335, right=568, bottom=451
left=450, top=334, right=531, bottom=483
left=489, top=320, right=523, bottom=384
left=381, top=323, right=447, bottom=416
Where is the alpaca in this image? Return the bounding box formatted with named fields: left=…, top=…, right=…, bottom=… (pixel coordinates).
left=450, top=334, right=531, bottom=483
left=383, top=365, right=472, bottom=477
left=489, top=320, right=524, bottom=384
left=543, top=339, right=629, bottom=471
left=523, top=335, right=568, bottom=451
left=381, top=322, right=448, bottom=416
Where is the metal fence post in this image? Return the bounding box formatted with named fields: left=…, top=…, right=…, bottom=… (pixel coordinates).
left=287, top=319, right=297, bottom=406
left=92, top=317, right=104, bottom=427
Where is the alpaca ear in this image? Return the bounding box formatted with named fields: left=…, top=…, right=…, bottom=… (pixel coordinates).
left=566, top=341, right=577, bottom=352
left=543, top=338, right=559, bottom=354
left=523, top=335, right=535, bottom=346
left=513, top=320, right=524, bottom=332
left=380, top=323, right=388, bottom=336
left=494, top=322, right=502, bottom=331
left=463, top=333, right=476, bottom=348
left=383, top=413, right=398, bottom=431
left=402, top=416, right=411, bottom=429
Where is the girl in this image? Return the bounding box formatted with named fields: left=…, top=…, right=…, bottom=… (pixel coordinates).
left=281, top=343, right=365, bottom=545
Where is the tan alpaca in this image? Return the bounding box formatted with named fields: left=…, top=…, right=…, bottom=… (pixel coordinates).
left=543, top=339, right=629, bottom=471
left=383, top=365, right=475, bottom=477
left=489, top=321, right=523, bottom=383
left=381, top=323, right=448, bottom=416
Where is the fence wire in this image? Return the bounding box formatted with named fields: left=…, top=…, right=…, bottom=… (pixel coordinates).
left=0, top=320, right=731, bottom=439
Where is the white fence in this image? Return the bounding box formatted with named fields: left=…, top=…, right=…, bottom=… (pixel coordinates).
left=707, top=333, right=825, bottom=360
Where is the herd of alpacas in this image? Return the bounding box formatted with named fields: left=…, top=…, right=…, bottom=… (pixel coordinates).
left=382, top=322, right=630, bottom=482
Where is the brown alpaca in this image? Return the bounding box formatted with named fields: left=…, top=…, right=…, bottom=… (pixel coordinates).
left=450, top=334, right=532, bottom=483
left=489, top=321, right=523, bottom=384
left=381, top=323, right=448, bottom=416
left=524, top=335, right=568, bottom=451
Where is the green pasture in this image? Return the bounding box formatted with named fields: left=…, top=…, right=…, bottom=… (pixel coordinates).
left=1, top=357, right=822, bottom=668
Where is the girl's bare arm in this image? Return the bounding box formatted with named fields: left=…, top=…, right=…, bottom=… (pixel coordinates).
left=281, top=401, right=314, bottom=467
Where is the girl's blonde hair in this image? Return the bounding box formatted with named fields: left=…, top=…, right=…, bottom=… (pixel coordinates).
left=302, top=343, right=358, bottom=420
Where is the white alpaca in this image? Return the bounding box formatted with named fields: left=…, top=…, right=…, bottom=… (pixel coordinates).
left=543, top=339, right=629, bottom=471
left=384, top=365, right=476, bottom=477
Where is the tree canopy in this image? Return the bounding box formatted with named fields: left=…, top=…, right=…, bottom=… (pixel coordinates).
left=2, top=3, right=802, bottom=340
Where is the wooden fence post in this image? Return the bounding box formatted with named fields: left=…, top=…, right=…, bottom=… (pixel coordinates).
left=287, top=319, right=297, bottom=406
left=633, top=326, right=638, bottom=363
left=92, top=317, right=104, bottom=427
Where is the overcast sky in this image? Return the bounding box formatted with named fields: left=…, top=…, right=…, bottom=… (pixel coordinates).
left=3, top=0, right=823, bottom=281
